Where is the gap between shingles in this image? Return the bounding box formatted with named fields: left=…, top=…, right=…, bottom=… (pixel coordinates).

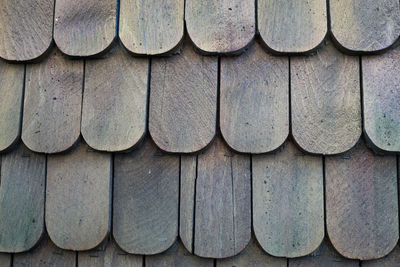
left=192, top=155, right=199, bottom=254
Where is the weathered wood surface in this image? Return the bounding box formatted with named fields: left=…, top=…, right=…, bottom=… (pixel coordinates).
left=46, top=142, right=111, bottom=251
left=54, top=0, right=117, bottom=56
left=258, top=0, right=327, bottom=53
left=362, top=245, right=400, bottom=266
left=193, top=137, right=251, bottom=258
left=289, top=240, right=359, bottom=267
left=253, top=140, right=324, bottom=258
left=146, top=241, right=213, bottom=267
left=22, top=49, right=83, bottom=154
left=0, top=0, right=54, bottom=61
left=0, top=254, right=10, bottom=267
left=120, top=0, right=184, bottom=55
left=82, top=47, right=149, bottom=152
left=0, top=144, right=45, bottom=253
left=78, top=239, right=142, bottom=267
left=13, top=235, right=76, bottom=267
left=220, top=41, right=289, bottom=153
left=291, top=41, right=361, bottom=155
left=330, top=0, right=400, bottom=53
left=179, top=155, right=196, bottom=252
left=362, top=48, right=400, bottom=152
left=114, top=138, right=179, bottom=254
left=217, top=237, right=287, bottom=267
left=325, top=141, right=398, bottom=260
left=0, top=60, right=24, bottom=152
left=185, top=0, right=255, bottom=54
left=149, top=42, right=217, bottom=153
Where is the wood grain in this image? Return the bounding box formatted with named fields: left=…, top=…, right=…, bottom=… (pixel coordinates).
left=0, top=144, right=45, bottom=253
left=0, top=60, right=24, bottom=152
left=362, top=48, right=400, bottom=152
left=0, top=254, right=10, bottom=267
left=22, top=49, right=83, bottom=154
left=258, top=0, right=327, bottom=53
left=113, top=138, right=179, bottom=254
left=149, top=42, right=217, bottom=153
left=362, top=245, right=400, bottom=266
left=146, top=241, right=213, bottom=267
left=220, top=41, right=289, bottom=153
left=194, top=137, right=251, bottom=258
left=291, top=41, right=361, bottom=155
left=82, top=46, right=149, bottom=152
left=13, top=235, right=76, bottom=267
left=185, top=0, right=255, bottom=54
left=330, top=0, right=400, bottom=53
left=78, top=239, right=142, bottom=267
left=325, top=141, right=398, bottom=260
left=289, top=239, right=359, bottom=267
left=54, top=0, right=116, bottom=57
left=46, top=142, right=111, bottom=251
left=0, top=0, right=54, bottom=61
left=119, top=0, right=184, bottom=55
left=179, top=155, right=197, bottom=252
left=253, top=140, right=324, bottom=258
left=217, top=237, right=287, bottom=267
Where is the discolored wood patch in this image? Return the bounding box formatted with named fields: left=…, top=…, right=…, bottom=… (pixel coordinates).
left=362, top=245, right=400, bottom=266
left=82, top=47, right=149, bottom=152
left=185, top=0, right=255, bottom=54
left=78, top=239, right=142, bottom=267
left=13, top=235, right=76, bottom=267
left=54, top=0, right=117, bottom=56
left=46, top=142, right=112, bottom=251
left=119, top=0, right=184, bottom=55
left=22, top=49, right=83, bottom=154
left=325, top=141, right=398, bottom=260
left=258, top=0, right=327, bottom=53
left=291, top=41, right=361, bottom=155
left=330, top=0, right=400, bottom=53
left=193, top=137, right=251, bottom=258
left=0, top=144, right=45, bottom=253
left=220, top=41, right=289, bottom=153
left=217, top=237, right=287, bottom=267
left=289, top=239, right=359, bottom=267
left=113, top=138, right=179, bottom=254
left=0, top=60, right=24, bottom=152
left=146, top=241, right=213, bottom=267
left=149, top=42, right=217, bottom=153
left=0, top=0, right=54, bottom=61
left=253, top=140, right=324, bottom=258
left=362, top=48, right=400, bottom=152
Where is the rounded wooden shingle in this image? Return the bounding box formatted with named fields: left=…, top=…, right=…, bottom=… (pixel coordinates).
left=291, top=41, right=361, bottom=155
left=0, top=144, right=46, bottom=253
left=258, top=0, right=327, bottom=54
left=149, top=42, right=217, bottom=153
left=113, top=138, right=179, bottom=255
left=82, top=47, right=149, bottom=152
left=325, top=141, right=399, bottom=260
left=0, top=0, right=54, bottom=61
left=253, top=140, right=324, bottom=258
left=0, top=60, right=24, bottom=152
left=330, top=0, right=400, bottom=53
left=22, top=49, right=83, bottom=154
left=362, top=47, right=400, bottom=153
left=220, top=41, right=289, bottom=153
left=185, top=0, right=255, bottom=54
left=54, top=0, right=117, bottom=57
left=46, top=142, right=112, bottom=251
left=119, top=0, right=184, bottom=55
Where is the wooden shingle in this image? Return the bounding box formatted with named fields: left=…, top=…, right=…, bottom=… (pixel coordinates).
left=0, top=0, right=54, bottom=61
left=258, top=0, right=327, bottom=53
left=362, top=246, right=400, bottom=266
left=82, top=46, right=149, bottom=152
left=54, top=0, right=117, bottom=57
left=186, top=0, right=255, bottom=54
left=220, top=41, right=289, bottom=153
